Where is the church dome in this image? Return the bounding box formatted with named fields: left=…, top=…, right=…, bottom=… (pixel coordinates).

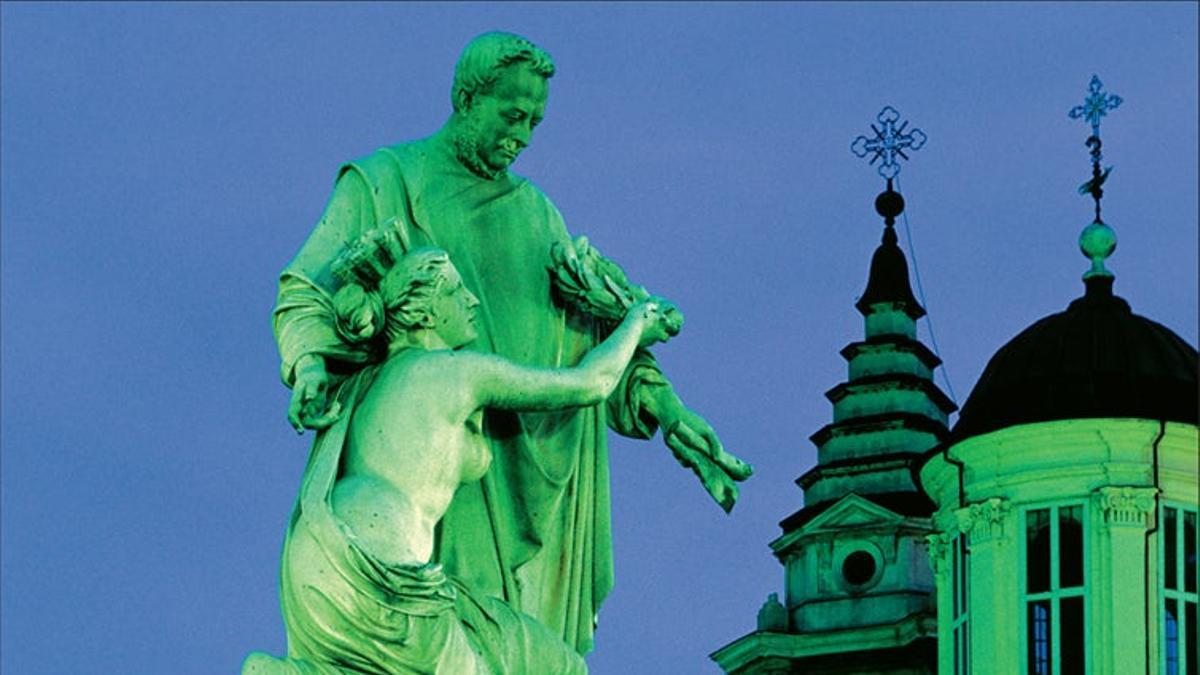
left=952, top=276, right=1198, bottom=441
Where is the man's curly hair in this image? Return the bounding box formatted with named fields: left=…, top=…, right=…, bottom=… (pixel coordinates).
left=451, top=31, right=555, bottom=114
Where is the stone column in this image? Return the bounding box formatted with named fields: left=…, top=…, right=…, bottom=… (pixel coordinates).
left=956, top=498, right=1018, bottom=674
left=925, top=532, right=953, bottom=673
left=1091, top=486, right=1157, bottom=675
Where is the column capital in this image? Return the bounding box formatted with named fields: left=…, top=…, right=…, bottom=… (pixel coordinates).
left=954, top=497, right=1012, bottom=545
left=925, top=532, right=951, bottom=577
left=1092, top=486, right=1157, bottom=529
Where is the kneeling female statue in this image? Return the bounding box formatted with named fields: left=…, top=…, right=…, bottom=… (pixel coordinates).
left=245, top=237, right=669, bottom=674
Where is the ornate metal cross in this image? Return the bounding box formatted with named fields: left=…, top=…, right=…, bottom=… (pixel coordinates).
left=851, top=106, right=927, bottom=180
left=1068, top=74, right=1122, bottom=138
left=1068, top=75, right=1123, bottom=224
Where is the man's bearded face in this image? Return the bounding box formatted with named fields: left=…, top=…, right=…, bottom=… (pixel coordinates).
left=455, top=63, right=548, bottom=179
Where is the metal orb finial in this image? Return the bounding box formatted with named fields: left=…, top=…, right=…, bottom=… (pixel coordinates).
left=1079, top=220, right=1116, bottom=280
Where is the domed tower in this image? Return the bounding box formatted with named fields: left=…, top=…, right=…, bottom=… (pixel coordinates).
left=714, top=107, right=955, bottom=674
left=919, top=76, right=1199, bottom=675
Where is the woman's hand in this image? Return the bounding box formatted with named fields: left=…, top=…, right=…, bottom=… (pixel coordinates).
left=629, top=301, right=671, bottom=347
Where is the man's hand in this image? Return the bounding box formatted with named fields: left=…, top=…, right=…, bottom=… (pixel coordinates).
left=649, top=390, right=753, bottom=512
left=667, top=441, right=740, bottom=513
left=287, top=354, right=342, bottom=434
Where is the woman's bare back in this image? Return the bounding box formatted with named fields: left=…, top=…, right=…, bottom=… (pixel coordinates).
left=332, top=350, right=489, bottom=566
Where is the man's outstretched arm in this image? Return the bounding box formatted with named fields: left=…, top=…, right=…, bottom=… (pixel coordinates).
left=638, top=376, right=753, bottom=513
left=551, top=234, right=754, bottom=509
left=603, top=340, right=753, bottom=513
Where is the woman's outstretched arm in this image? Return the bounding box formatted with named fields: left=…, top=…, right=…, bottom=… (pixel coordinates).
left=460, top=301, right=667, bottom=412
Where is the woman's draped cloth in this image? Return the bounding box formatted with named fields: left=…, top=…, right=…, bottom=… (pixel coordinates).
left=273, top=135, right=666, bottom=654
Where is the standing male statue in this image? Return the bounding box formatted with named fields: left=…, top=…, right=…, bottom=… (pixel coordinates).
left=273, top=31, right=751, bottom=654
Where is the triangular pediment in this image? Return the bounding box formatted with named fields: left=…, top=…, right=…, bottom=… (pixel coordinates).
left=771, top=493, right=917, bottom=556
left=799, top=493, right=905, bottom=534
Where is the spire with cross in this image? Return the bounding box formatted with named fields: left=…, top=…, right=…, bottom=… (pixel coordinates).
left=1068, top=75, right=1123, bottom=280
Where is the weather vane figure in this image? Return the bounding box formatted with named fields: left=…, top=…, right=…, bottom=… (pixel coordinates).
left=851, top=106, right=927, bottom=181
left=1068, top=74, right=1123, bottom=279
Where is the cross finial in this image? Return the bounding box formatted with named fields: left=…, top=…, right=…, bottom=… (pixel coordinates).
left=852, top=106, right=924, bottom=230
left=852, top=106, right=927, bottom=181
left=1069, top=75, right=1122, bottom=139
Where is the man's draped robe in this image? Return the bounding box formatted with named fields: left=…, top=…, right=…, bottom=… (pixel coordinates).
left=273, top=134, right=664, bottom=653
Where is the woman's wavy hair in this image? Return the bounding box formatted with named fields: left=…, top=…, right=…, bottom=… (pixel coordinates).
left=330, top=228, right=451, bottom=348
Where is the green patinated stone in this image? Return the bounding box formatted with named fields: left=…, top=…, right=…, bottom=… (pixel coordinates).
left=251, top=31, right=751, bottom=673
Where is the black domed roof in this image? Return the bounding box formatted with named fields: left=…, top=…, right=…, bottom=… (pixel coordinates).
left=953, top=276, right=1198, bottom=441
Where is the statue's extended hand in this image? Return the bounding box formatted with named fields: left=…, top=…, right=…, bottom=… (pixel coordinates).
left=646, top=295, right=683, bottom=339
left=662, top=406, right=753, bottom=512
left=630, top=300, right=672, bottom=347
left=287, top=355, right=342, bottom=434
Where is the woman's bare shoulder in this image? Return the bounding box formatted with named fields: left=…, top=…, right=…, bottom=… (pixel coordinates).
left=376, top=349, right=499, bottom=392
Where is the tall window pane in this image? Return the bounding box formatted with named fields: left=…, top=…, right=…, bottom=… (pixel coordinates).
left=1167, top=598, right=1179, bottom=675
left=1185, top=511, right=1197, bottom=595
left=964, top=624, right=970, bottom=675
left=1028, top=509, right=1051, bottom=594
left=1023, top=505, right=1090, bottom=675
left=1186, top=601, right=1197, bottom=675
left=1059, top=506, right=1083, bottom=588
left=962, top=538, right=970, bottom=616
left=1167, top=508, right=1179, bottom=590
left=960, top=535, right=969, bottom=610
left=1028, top=600, right=1052, bottom=675
left=955, top=537, right=969, bottom=619
left=1060, top=596, right=1084, bottom=675
left=954, top=626, right=963, bottom=675
left=1165, top=508, right=1200, bottom=675
left=951, top=535, right=969, bottom=675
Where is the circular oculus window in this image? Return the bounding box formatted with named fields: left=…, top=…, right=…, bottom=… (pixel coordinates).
left=841, top=550, right=878, bottom=587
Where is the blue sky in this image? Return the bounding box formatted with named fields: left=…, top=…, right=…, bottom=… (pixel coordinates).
left=2, top=3, right=1196, bottom=673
